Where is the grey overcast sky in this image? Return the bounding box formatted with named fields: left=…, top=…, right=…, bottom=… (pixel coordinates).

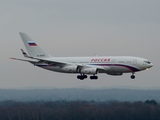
left=0, top=0, right=159, bottom=89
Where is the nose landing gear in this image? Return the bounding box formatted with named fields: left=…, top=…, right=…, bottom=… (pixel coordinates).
left=131, top=73, right=135, bottom=79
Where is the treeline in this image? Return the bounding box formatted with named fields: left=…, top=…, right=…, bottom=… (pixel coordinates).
left=0, top=100, right=159, bottom=120
left=1, top=89, right=160, bottom=101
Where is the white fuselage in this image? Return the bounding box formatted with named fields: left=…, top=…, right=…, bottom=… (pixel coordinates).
left=33, top=56, right=153, bottom=75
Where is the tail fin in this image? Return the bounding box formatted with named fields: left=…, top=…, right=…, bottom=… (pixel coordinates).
left=19, top=33, right=51, bottom=58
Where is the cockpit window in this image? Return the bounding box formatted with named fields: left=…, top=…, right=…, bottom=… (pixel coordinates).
left=144, top=61, right=151, bottom=64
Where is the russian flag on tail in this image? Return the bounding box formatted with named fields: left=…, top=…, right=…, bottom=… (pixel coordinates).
left=28, top=41, right=37, bottom=46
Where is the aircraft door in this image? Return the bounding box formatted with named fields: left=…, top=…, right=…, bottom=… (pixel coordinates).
left=110, top=59, right=115, bottom=72
left=111, top=59, right=115, bottom=65
left=133, top=59, right=137, bottom=65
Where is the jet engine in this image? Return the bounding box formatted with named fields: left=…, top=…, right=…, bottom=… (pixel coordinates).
left=107, top=73, right=123, bottom=76
left=61, top=66, right=78, bottom=73
left=80, top=68, right=98, bottom=74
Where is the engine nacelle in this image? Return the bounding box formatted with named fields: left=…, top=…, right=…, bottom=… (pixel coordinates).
left=80, top=68, right=98, bottom=74
left=61, top=66, right=78, bottom=73
left=107, top=73, right=123, bottom=76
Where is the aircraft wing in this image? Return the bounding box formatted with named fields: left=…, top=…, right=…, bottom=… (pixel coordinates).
left=19, top=49, right=68, bottom=65
left=10, top=57, right=38, bottom=63
left=34, top=57, right=108, bottom=70
left=32, top=57, right=70, bottom=65
left=11, top=55, right=72, bottom=66
left=12, top=48, right=108, bottom=70
left=11, top=57, right=107, bottom=71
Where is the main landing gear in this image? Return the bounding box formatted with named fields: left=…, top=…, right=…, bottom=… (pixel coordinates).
left=90, top=76, right=98, bottom=80
left=77, top=75, right=87, bottom=80
left=130, top=73, right=135, bottom=79
left=77, top=74, right=98, bottom=80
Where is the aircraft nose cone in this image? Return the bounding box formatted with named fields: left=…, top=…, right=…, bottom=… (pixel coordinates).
left=148, top=63, right=153, bottom=68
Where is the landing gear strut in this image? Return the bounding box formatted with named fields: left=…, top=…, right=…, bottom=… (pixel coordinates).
left=130, top=73, right=135, bottom=79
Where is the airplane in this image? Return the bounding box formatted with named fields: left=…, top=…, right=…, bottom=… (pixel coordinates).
left=11, top=33, right=153, bottom=80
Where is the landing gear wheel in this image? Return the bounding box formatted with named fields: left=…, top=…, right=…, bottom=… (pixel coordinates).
left=77, top=75, right=87, bottom=80
left=131, top=75, right=135, bottom=79
left=90, top=76, right=98, bottom=80
left=79, top=77, right=84, bottom=80
left=83, top=75, right=87, bottom=79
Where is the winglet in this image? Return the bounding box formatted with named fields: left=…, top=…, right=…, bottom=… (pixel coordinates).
left=21, top=49, right=28, bottom=57
left=20, top=49, right=34, bottom=59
